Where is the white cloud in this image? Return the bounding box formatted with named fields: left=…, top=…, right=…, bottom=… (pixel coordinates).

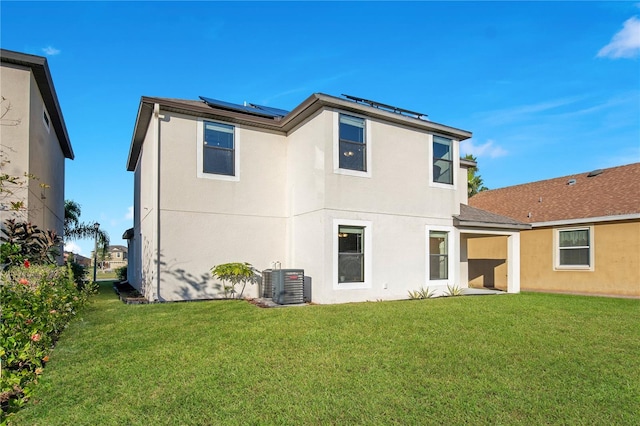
left=64, top=241, right=83, bottom=255
left=460, top=139, right=508, bottom=159
left=125, top=206, right=133, bottom=220
left=597, top=16, right=640, bottom=59
left=475, top=96, right=585, bottom=126
left=42, top=46, right=61, bottom=56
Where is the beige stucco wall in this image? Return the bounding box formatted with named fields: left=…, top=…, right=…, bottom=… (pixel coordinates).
left=469, top=221, right=640, bottom=297
left=0, top=63, right=65, bottom=240
left=133, top=109, right=289, bottom=301
left=287, top=109, right=462, bottom=304
left=136, top=113, right=158, bottom=298
left=467, top=235, right=508, bottom=290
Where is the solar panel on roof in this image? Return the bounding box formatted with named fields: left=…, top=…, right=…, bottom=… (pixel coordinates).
left=248, top=103, right=290, bottom=117
left=199, top=96, right=288, bottom=118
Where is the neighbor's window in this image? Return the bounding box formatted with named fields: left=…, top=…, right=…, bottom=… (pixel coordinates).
left=429, top=231, right=448, bottom=280
left=42, top=108, right=50, bottom=132
left=203, top=121, right=235, bottom=176
left=433, top=136, right=453, bottom=185
left=339, top=114, right=366, bottom=172
left=558, top=228, right=591, bottom=267
left=338, top=226, right=365, bottom=283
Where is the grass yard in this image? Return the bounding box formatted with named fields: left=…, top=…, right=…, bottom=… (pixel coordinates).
left=10, top=283, right=640, bottom=425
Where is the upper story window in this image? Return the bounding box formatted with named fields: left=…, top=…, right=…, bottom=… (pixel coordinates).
left=339, top=114, right=366, bottom=172
left=556, top=227, right=593, bottom=270
left=203, top=121, right=235, bottom=176
left=42, top=108, right=50, bottom=132
left=433, top=136, right=453, bottom=185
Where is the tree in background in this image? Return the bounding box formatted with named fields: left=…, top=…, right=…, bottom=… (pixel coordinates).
left=464, top=154, right=488, bottom=197
left=64, top=200, right=109, bottom=254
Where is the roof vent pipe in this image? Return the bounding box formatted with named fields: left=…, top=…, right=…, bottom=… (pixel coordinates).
left=567, top=179, right=577, bottom=185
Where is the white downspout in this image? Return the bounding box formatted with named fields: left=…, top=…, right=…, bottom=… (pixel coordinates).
left=153, top=103, right=161, bottom=301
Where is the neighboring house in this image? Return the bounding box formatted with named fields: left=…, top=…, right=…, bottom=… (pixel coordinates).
left=126, top=93, right=528, bottom=303
left=64, top=251, right=91, bottom=268
left=0, top=49, right=74, bottom=246
left=468, top=163, right=640, bottom=298
left=90, top=245, right=128, bottom=271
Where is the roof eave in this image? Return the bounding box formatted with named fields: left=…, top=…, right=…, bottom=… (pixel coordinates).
left=454, top=218, right=532, bottom=231
left=126, top=100, right=154, bottom=171
left=126, top=92, right=473, bottom=171
left=1, top=49, right=74, bottom=159
left=460, top=158, right=477, bottom=168
left=284, top=93, right=472, bottom=140
left=531, top=213, right=640, bottom=228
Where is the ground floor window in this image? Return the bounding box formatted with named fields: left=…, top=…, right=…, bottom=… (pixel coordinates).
left=557, top=227, right=592, bottom=269
left=334, top=219, right=372, bottom=289
left=338, top=226, right=365, bottom=283
left=429, top=231, right=449, bottom=280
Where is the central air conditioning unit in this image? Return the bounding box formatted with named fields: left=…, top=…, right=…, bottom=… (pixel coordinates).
left=261, top=269, right=273, bottom=298
left=272, top=269, right=304, bottom=305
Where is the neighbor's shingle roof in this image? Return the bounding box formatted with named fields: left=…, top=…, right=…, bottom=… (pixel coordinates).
left=455, top=204, right=530, bottom=229
left=469, top=163, right=640, bottom=224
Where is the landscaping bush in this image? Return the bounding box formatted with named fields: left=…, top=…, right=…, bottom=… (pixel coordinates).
left=210, top=262, right=259, bottom=299
left=0, top=219, right=62, bottom=267
left=0, top=261, right=94, bottom=419
left=115, top=265, right=127, bottom=282
left=67, top=260, right=87, bottom=289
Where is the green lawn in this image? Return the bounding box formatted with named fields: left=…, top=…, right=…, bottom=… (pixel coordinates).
left=11, top=284, right=640, bottom=425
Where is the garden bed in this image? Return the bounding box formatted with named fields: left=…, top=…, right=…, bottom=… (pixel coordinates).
left=113, top=281, right=148, bottom=305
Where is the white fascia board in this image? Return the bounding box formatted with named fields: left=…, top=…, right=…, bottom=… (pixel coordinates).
left=532, top=213, right=640, bottom=228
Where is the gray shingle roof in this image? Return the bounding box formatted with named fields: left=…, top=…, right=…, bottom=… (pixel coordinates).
left=454, top=204, right=531, bottom=230
left=469, top=163, right=640, bottom=224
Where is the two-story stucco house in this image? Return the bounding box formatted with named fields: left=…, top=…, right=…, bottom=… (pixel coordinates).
left=126, top=93, right=528, bottom=303
left=90, top=245, right=128, bottom=271
left=0, top=49, right=74, bottom=243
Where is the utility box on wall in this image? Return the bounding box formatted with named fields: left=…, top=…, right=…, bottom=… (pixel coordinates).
left=272, top=269, right=304, bottom=305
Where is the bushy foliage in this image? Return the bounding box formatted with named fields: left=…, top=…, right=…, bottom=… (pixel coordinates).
left=0, top=262, right=94, bottom=419
left=210, top=262, right=259, bottom=299
left=115, top=265, right=127, bottom=282
left=0, top=219, right=62, bottom=267
left=67, top=261, right=87, bottom=289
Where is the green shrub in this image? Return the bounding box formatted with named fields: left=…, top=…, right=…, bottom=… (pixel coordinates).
left=1, top=219, right=62, bottom=267
left=0, top=262, right=94, bottom=419
left=66, top=260, right=88, bottom=289
left=210, top=262, right=259, bottom=299
left=115, top=265, right=127, bottom=282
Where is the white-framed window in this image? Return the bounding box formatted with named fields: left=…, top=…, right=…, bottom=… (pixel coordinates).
left=432, top=135, right=453, bottom=185
left=196, top=119, right=240, bottom=181
left=426, top=226, right=456, bottom=285
left=333, top=219, right=372, bottom=289
left=333, top=112, right=372, bottom=178
left=42, top=107, right=50, bottom=133
left=555, top=227, right=594, bottom=270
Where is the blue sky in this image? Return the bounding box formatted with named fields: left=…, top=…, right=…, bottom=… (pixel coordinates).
left=2, top=1, right=639, bottom=256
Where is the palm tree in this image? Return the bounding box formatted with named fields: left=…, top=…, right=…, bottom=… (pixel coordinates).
left=64, top=200, right=109, bottom=253
left=464, top=154, right=488, bottom=197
